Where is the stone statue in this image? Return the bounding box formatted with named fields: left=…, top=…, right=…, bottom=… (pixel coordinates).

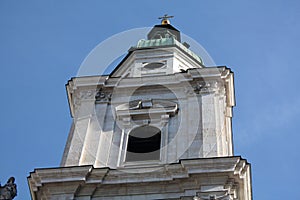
left=0, top=177, right=17, bottom=200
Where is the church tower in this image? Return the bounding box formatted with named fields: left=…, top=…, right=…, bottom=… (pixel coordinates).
left=28, top=17, right=252, bottom=200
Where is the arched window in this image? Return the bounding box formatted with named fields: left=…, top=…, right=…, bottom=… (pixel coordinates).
left=126, top=126, right=161, bottom=162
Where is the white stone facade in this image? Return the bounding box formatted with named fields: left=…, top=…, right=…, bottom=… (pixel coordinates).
left=28, top=23, right=252, bottom=200
left=60, top=65, right=235, bottom=169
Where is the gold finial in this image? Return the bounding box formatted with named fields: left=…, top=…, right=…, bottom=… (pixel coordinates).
left=158, top=14, right=174, bottom=25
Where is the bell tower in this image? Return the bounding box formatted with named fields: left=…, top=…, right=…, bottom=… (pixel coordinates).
left=28, top=17, right=252, bottom=200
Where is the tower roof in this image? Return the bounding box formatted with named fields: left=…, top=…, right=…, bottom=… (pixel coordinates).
left=110, top=17, right=204, bottom=77
left=147, top=16, right=181, bottom=42
left=147, top=24, right=181, bottom=42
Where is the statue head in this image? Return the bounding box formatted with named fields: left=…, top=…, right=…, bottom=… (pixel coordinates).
left=7, top=177, right=15, bottom=184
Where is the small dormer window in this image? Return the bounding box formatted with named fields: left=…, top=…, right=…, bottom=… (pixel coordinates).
left=126, top=125, right=161, bottom=162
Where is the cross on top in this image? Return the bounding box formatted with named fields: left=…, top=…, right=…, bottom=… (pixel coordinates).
left=158, top=14, right=174, bottom=25
left=158, top=14, right=174, bottom=20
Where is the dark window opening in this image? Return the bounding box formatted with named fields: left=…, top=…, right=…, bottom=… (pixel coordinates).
left=126, top=126, right=161, bottom=162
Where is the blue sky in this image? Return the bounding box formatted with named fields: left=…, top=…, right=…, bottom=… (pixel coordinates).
left=1, top=0, right=300, bottom=199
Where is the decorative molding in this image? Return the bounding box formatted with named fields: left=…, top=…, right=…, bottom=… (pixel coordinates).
left=194, top=192, right=230, bottom=200
left=95, top=88, right=111, bottom=102
left=28, top=157, right=251, bottom=200
left=193, top=81, right=223, bottom=94
left=115, top=99, right=178, bottom=120
left=71, top=88, right=111, bottom=115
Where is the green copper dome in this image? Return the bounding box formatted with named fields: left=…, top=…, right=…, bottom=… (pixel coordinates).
left=135, top=37, right=203, bottom=64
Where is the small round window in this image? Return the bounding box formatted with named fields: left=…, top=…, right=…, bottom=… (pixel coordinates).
left=143, top=62, right=165, bottom=70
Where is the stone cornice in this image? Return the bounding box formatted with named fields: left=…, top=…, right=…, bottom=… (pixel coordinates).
left=28, top=157, right=251, bottom=200
left=66, top=67, right=234, bottom=118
